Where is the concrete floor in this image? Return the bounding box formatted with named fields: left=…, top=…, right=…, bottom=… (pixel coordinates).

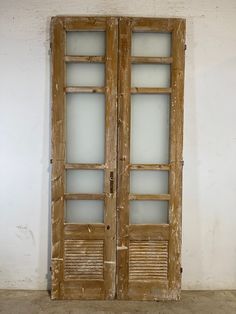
left=0, top=290, right=236, bottom=314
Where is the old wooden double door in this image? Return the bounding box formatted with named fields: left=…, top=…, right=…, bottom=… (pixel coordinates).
left=51, top=16, right=185, bottom=300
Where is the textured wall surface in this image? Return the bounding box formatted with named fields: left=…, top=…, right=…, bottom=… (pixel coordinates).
left=0, top=0, right=236, bottom=290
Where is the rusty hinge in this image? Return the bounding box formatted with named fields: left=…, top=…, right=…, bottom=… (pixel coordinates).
left=180, top=267, right=183, bottom=274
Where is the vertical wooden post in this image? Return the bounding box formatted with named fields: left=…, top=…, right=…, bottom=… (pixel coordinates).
left=117, top=17, right=131, bottom=299
left=168, top=19, right=186, bottom=299
left=103, top=17, right=118, bottom=299
left=51, top=16, right=65, bottom=299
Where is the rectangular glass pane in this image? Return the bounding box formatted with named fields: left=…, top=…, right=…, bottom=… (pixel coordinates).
left=66, top=63, right=105, bottom=86
left=66, top=94, right=105, bottom=163
left=130, top=95, right=170, bottom=163
left=66, top=170, right=104, bottom=194
left=66, top=200, right=104, bottom=223
left=132, top=32, right=171, bottom=57
left=130, top=201, right=168, bottom=224
left=132, top=64, right=170, bottom=87
left=66, top=31, right=105, bottom=56
left=130, top=171, right=168, bottom=194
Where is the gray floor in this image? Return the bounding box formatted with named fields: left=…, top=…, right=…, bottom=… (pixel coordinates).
left=0, top=290, right=236, bottom=314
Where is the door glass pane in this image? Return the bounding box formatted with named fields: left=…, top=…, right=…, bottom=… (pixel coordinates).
left=130, top=201, right=168, bottom=224
left=130, top=95, right=170, bottom=163
left=66, top=200, right=104, bottom=223
left=132, top=32, right=171, bottom=57
left=66, top=170, right=104, bottom=193
left=66, top=31, right=105, bottom=56
left=130, top=171, right=168, bottom=194
left=66, top=63, right=105, bottom=86
left=132, top=64, right=170, bottom=87
left=66, top=93, right=105, bottom=163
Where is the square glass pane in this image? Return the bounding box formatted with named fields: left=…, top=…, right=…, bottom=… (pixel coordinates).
left=65, top=200, right=104, bottom=223
left=66, top=63, right=105, bottom=86
left=66, top=170, right=104, bottom=194
left=132, top=64, right=170, bottom=88
left=66, top=93, right=105, bottom=163
left=132, top=32, right=171, bottom=57
left=66, top=31, right=105, bottom=56
left=130, top=201, right=168, bottom=224
left=131, top=95, right=170, bottom=164
left=130, top=171, right=168, bottom=194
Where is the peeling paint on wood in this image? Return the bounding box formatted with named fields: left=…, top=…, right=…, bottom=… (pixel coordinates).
left=51, top=16, right=185, bottom=301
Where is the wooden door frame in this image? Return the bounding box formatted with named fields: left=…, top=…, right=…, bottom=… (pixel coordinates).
left=51, top=16, right=185, bottom=300
left=117, top=17, right=185, bottom=300
left=51, top=16, right=118, bottom=299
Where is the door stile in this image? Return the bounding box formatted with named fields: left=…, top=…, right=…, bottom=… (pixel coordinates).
left=51, top=16, right=66, bottom=299
left=117, top=17, right=132, bottom=299
left=103, top=17, right=118, bottom=299
left=168, top=19, right=186, bottom=299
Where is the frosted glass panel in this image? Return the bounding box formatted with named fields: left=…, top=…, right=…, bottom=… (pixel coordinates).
left=131, top=95, right=170, bottom=163
left=66, top=170, right=104, bottom=193
left=67, top=63, right=105, bottom=86
left=132, top=32, right=171, bottom=57
left=130, top=201, right=168, bottom=224
left=66, top=31, right=105, bottom=56
left=66, top=94, right=105, bottom=163
left=66, top=200, right=104, bottom=223
left=132, top=64, right=170, bottom=87
left=130, top=171, right=168, bottom=194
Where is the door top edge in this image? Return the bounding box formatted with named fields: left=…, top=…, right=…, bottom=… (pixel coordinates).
left=51, top=16, right=186, bottom=24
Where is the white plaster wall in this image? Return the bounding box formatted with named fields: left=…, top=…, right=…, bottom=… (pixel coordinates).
left=0, top=0, right=236, bottom=290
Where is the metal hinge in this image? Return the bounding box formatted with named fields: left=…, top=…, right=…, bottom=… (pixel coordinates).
left=180, top=267, right=183, bottom=274
left=184, top=44, right=187, bottom=51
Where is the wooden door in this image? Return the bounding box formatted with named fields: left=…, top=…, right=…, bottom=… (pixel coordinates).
left=51, top=16, right=118, bottom=299
left=51, top=16, right=185, bottom=301
left=117, top=17, right=185, bottom=300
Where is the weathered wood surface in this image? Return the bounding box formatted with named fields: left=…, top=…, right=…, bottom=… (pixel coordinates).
left=64, top=193, right=104, bottom=200
left=168, top=18, right=186, bottom=300
left=65, top=56, right=105, bottom=63
left=65, top=86, right=105, bottom=93
left=117, top=17, right=131, bottom=300
left=131, top=87, right=172, bottom=94
left=51, top=16, right=118, bottom=300
left=51, top=16, right=65, bottom=300
left=103, top=17, right=118, bottom=300
left=131, top=56, right=173, bottom=64
left=129, top=164, right=170, bottom=170
left=51, top=16, right=185, bottom=301
left=117, top=17, right=185, bottom=301
left=65, top=163, right=105, bottom=170
left=129, top=194, right=170, bottom=201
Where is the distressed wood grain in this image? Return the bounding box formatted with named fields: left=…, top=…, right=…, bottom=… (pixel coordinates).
left=51, top=16, right=65, bottom=300
left=51, top=15, right=185, bottom=301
